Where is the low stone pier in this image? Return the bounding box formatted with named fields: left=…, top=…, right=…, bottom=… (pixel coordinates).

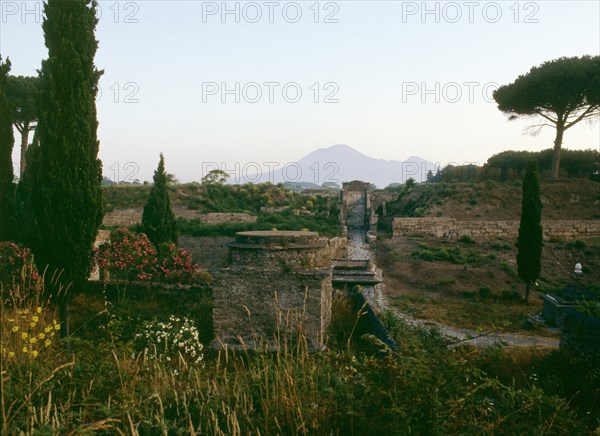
left=212, top=231, right=334, bottom=351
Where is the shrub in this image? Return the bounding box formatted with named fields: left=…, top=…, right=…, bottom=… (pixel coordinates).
left=458, top=234, right=475, bottom=244
left=479, top=286, right=492, bottom=300
left=1, top=306, right=61, bottom=363
left=0, top=241, right=39, bottom=295
left=157, top=243, right=197, bottom=284
left=501, top=289, right=522, bottom=302
left=95, top=228, right=157, bottom=282
left=134, top=315, right=204, bottom=366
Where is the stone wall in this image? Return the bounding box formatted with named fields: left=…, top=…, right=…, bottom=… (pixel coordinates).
left=393, top=217, right=600, bottom=241
left=103, top=207, right=257, bottom=227
left=212, top=231, right=334, bottom=351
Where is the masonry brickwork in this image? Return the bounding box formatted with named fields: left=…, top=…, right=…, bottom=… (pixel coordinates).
left=103, top=207, right=257, bottom=227
left=212, top=231, right=339, bottom=351
left=393, top=217, right=600, bottom=241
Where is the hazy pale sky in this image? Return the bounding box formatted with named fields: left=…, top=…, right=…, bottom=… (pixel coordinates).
left=2, top=0, right=599, bottom=183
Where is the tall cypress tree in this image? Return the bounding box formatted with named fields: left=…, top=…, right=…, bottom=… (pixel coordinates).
left=516, top=160, right=543, bottom=303
left=142, top=153, right=178, bottom=250
left=31, top=0, right=103, bottom=330
left=0, top=56, right=16, bottom=242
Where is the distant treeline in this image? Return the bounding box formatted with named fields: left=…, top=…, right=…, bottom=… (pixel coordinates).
left=428, top=149, right=600, bottom=183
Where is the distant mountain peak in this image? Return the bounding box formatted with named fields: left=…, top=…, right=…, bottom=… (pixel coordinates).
left=237, top=144, right=437, bottom=188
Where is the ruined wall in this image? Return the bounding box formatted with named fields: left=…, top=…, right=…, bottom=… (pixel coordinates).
left=212, top=231, right=334, bottom=351
left=393, top=217, right=600, bottom=241
left=103, top=207, right=257, bottom=227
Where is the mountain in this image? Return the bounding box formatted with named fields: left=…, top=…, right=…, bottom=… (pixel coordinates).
left=235, top=144, right=439, bottom=188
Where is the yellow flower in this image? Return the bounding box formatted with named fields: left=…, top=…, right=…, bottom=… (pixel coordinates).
left=44, top=339, right=52, bottom=347
left=8, top=351, right=15, bottom=358
left=36, top=307, right=42, bottom=314
left=54, top=324, right=61, bottom=331
left=52, top=319, right=57, bottom=325
left=32, top=316, right=39, bottom=323
left=38, top=333, right=46, bottom=340
left=22, top=347, right=28, bottom=353
left=12, top=326, right=19, bottom=332
left=30, top=322, right=36, bottom=328
left=29, top=337, right=38, bottom=344
left=21, top=332, right=29, bottom=340
left=32, top=350, right=39, bottom=358
left=44, top=326, right=52, bottom=333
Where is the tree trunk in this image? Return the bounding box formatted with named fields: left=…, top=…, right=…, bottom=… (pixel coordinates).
left=550, top=124, right=564, bottom=180
left=524, top=280, right=531, bottom=304
left=19, top=121, right=29, bottom=178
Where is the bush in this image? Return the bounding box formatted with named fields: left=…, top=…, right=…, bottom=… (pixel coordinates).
left=157, top=243, right=199, bottom=284
left=0, top=241, right=39, bottom=296
left=134, top=315, right=204, bottom=366
left=458, top=234, right=476, bottom=244
left=95, top=228, right=206, bottom=284
left=95, top=228, right=157, bottom=282
left=479, top=286, right=492, bottom=300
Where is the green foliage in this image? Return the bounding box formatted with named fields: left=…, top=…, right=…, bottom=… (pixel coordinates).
left=479, top=286, right=492, bottom=300
left=458, top=234, right=476, bottom=244
left=0, top=56, right=16, bottom=241
left=201, top=168, right=229, bottom=185
left=483, top=148, right=600, bottom=181
left=493, top=56, right=600, bottom=179
left=142, top=154, right=178, bottom=248
left=516, top=161, right=543, bottom=301
left=411, top=243, right=485, bottom=266
left=177, top=209, right=341, bottom=237
left=576, top=297, right=600, bottom=319
left=29, top=0, right=103, bottom=291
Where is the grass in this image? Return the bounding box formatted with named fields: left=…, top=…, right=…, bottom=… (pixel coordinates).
left=3, top=269, right=597, bottom=434
left=388, top=293, right=538, bottom=332
left=411, top=243, right=486, bottom=266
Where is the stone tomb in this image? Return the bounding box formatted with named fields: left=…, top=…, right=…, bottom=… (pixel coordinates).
left=212, top=231, right=333, bottom=351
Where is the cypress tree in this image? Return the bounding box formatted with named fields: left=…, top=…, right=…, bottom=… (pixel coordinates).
left=516, top=160, right=543, bottom=303
left=142, top=153, right=178, bottom=249
left=0, top=56, right=16, bottom=242
left=31, top=0, right=103, bottom=332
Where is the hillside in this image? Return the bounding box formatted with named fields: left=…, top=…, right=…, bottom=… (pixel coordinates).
left=381, top=179, right=600, bottom=223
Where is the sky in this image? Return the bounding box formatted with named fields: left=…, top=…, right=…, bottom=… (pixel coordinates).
left=1, top=0, right=599, bottom=183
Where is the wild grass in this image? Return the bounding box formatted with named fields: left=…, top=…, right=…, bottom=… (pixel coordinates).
left=1, top=272, right=597, bottom=434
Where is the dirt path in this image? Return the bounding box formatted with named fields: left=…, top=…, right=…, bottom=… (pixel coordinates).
left=345, top=233, right=559, bottom=349
left=394, top=311, right=559, bottom=348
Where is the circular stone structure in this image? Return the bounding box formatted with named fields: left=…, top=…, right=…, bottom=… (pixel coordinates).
left=228, top=230, right=331, bottom=272
left=213, top=230, right=334, bottom=350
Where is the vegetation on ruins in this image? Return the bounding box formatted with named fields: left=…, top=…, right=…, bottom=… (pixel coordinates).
left=0, top=56, right=16, bottom=242
left=27, top=0, right=104, bottom=335
left=1, top=263, right=598, bottom=433
left=516, top=161, right=543, bottom=303
left=142, top=153, right=178, bottom=249
left=493, top=56, right=600, bottom=180
left=95, top=228, right=203, bottom=284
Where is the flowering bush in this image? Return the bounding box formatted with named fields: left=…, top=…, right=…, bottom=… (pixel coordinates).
left=0, top=241, right=39, bottom=293
left=134, top=315, right=204, bottom=366
left=95, top=228, right=157, bottom=282
left=156, top=243, right=197, bottom=284
left=95, top=229, right=208, bottom=284
left=1, top=306, right=60, bottom=363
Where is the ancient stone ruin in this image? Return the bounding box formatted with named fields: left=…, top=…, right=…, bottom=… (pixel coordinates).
left=212, top=231, right=337, bottom=351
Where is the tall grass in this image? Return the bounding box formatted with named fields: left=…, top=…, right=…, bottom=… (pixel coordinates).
left=1, top=269, right=595, bottom=434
